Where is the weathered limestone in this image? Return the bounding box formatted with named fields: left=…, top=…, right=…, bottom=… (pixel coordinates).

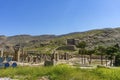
left=51, top=51, right=59, bottom=61
left=64, top=53, right=69, bottom=60
left=0, top=48, right=3, bottom=57
left=44, top=51, right=58, bottom=66
left=44, top=59, right=56, bottom=66
left=67, top=39, right=79, bottom=45
left=13, top=45, right=20, bottom=61
left=33, top=56, right=37, bottom=63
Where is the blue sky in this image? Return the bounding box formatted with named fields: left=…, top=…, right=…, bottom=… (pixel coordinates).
left=0, top=0, right=120, bottom=36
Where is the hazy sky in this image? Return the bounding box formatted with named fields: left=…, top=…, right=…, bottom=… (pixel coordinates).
left=0, top=0, right=120, bottom=36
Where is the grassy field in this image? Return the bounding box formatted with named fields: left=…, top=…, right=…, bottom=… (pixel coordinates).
left=0, top=65, right=120, bottom=80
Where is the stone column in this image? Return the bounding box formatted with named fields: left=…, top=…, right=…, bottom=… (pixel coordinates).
left=27, top=56, right=30, bottom=63
left=55, top=53, right=59, bottom=61
left=64, top=53, right=69, bottom=60
left=40, top=54, right=43, bottom=62
left=51, top=52, right=56, bottom=61
left=0, top=49, right=3, bottom=57
left=33, top=56, right=36, bottom=63
left=13, top=45, right=20, bottom=62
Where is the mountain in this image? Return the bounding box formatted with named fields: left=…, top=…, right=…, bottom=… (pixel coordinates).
left=6, top=34, right=56, bottom=45
left=55, top=28, right=120, bottom=48
left=0, top=35, right=7, bottom=47
left=0, top=27, right=120, bottom=51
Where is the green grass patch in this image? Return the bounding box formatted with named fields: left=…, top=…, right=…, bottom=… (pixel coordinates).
left=1, top=65, right=120, bottom=80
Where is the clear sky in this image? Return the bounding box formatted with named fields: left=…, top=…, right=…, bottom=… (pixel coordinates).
left=0, top=0, right=120, bottom=36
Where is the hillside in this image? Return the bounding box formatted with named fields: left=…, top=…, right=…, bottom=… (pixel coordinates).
left=0, top=27, right=120, bottom=52
left=57, top=28, right=120, bottom=48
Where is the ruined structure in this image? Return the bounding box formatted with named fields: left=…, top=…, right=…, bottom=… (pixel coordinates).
left=0, top=48, right=3, bottom=57
left=13, top=45, right=21, bottom=61
left=67, top=39, right=79, bottom=45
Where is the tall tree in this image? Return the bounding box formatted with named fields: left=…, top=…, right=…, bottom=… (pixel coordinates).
left=76, top=41, right=87, bottom=64
left=87, top=49, right=95, bottom=65
left=106, top=45, right=118, bottom=66
left=113, top=44, right=120, bottom=66
left=96, top=46, right=106, bottom=65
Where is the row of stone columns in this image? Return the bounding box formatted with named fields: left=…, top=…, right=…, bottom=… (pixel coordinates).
left=18, top=52, right=71, bottom=63
left=0, top=50, right=71, bottom=64
left=4, top=46, right=72, bottom=63
left=51, top=52, right=72, bottom=61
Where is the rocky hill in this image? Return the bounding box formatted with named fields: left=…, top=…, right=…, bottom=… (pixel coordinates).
left=0, top=27, right=120, bottom=50
left=59, top=28, right=120, bottom=47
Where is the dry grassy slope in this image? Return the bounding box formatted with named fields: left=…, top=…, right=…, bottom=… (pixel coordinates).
left=0, top=35, right=7, bottom=46
left=6, top=35, right=56, bottom=45
left=56, top=28, right=120, bottom=48
left=0, top=28, right=120, bottom=49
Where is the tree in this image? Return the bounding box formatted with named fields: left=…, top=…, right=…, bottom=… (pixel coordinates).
left=96, top=46, right=106, bottom=65
left=87, top=49, right=95, bottom=65
left=114, top=52, right=120, bottom=66
left=106, top=45, right=118, bottom=66
left=76, top=41, right=87, bottom=64
left=76, top=41, right=86, bottom=49
left=112, top=44, right=120, bottom=66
